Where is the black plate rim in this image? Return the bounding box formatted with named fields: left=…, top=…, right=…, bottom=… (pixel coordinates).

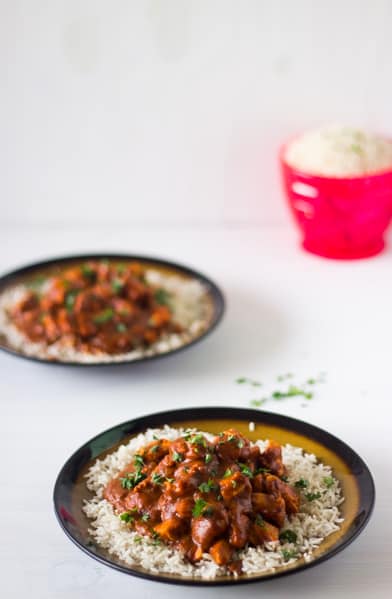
left=0, top=253, right=225, bottom=367
left=53, top=406, right=375, bottom=586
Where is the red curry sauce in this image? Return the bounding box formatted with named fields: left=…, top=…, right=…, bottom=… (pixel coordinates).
left=104, top=428, right=300, bottom=573
left=10, top=261, right=180, bottom=354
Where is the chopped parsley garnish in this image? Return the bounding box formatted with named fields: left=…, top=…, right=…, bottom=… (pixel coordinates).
left=272, top=386, right=313, bottom=401
left=236, top=377, right=262, bottom=387
left=65, top=290, right=79, bottom=313
left=198, top=479, right=216, bottom=493
left=238, top=463, right=253, bottom=478
left=279, top=530, right=297, bottom=543
left=120, top=470, right=146, bottom=490
left=116, top=322, right=127, bottom=333
left=237, top=439, right=244, bottom=448
left=250, top=399, right=266, bottom=407
left=204, top=453, right=213, bottom=464
left=255, top=514, right=265, bottom=527
left=305, top=492, right=322, bottom=502
left=134, top=454, right=144, bottom=467
left=223, top=468, right=233, bottom=478
left=81, top=264, right=95, bottom=278
left=281, top=549, right=298, bottom=561
left=192, top=499, right=207, bottom=517
left=323, top=476, right=334, bottom=488
left=141, top=513, right=150, bottom=522
left=281, top=475, right=289, bottom=482
left=188, top=434, right=206, bottom=447
left=133, top=535, right=142, bottom=543
left=119, top=512, right=134, bottom=523
left=154, top=288, right=171, bottom=306
left=150, top=444, right=159, bottom=453
left=151, top=472, right=165, bottom=485
left=172, top=451, right=183, bottom=463
left=294, top=478, right=309, bottom=489
left=255, top=467, right=270, bottom=474
left=231, top=479, right=237, bottom=488
left=93, top=308, right=114, bottom=324
left=27, top=275, right=47, bottom=290
left=111, top=279, right=124, bottom=294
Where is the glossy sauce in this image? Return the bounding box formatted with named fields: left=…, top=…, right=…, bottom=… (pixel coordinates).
left=103, top=429, right=300, bottom=574
left=10, top=261, right=181, bottom=354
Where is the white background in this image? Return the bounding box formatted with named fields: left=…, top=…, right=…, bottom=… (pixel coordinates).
left=2, top=0, right=392, bottom=227
left=1, top=2, right=392, bottom=598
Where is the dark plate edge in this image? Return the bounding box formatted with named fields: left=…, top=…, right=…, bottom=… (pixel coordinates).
left=0, top=253, right=225, bottom=367
left=53, top=406, right=376, bottom=586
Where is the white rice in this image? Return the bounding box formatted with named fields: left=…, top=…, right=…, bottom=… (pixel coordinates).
left=83, top=426, right=343, bottom=579
left=0, top=269, right=212, bottom=363
left=284, top=124, right=392, bottom=177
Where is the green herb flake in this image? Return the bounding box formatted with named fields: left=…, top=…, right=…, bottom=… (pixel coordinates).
left=172, top=451, right=183, bottom=463
left=119, top=512, right=134, bottom=523
left=120, top=470, right=146, bottom=490
left=189, top=434, right=206, bottom=447
left=294, top=478, right=309, bottom=489
left=133, top=535, right=143, bottom=543
left=198, top=479, right=216, bottom=493
left=223, top=468, right=233, bottom=478
left=81, top=264, right=95, bottom=278
left=116, top=322, right=127, bottom=333
left=65, top=290, right=79, bottom=313
left=305, top=492, right=322, bottom=502
left=250, top=399, right=266, bottom=408
left=255, top=467, right=270, bottom=474
left=150, top=444, right=159, bottom=453
left=151, top=472, right=165, bottom=485
left=238, top=463, right=253, bottom=478
left=192, top=499, right=207, bottom=518
left=93, top=308, right=114, bottom=324
left=281, top=549, right=298, bottom=561
left=154, top=288, right=171, bottom=306
left=111, top=279, right=124, bottom=294
left=323, top=476, right=335, bottom=488
left=255, top=514, right=265, bottom=527
left=134, top=454, right=144, bottom=468
left=279, top=529, right=297, bottom=544
left=141, top=513, right=150, bottom=522
left=204, top=453, right=213, bottom=464
left=236, top=377, right=247, bottom=384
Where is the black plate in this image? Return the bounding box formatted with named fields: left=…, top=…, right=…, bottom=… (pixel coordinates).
left=0, top=254, right=225, bottom=366
left=53, top=407, right=375, bottom=586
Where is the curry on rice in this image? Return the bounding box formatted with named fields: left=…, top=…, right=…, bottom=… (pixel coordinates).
left=103, top=428, right=300, bottom=574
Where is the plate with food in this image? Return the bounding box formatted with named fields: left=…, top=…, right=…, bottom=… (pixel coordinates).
left=0, top=254, right=224, bottom=365
left=53, top=407, right=375, bottom=585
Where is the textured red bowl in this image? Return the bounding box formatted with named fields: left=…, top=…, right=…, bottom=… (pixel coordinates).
left=280, top=144, right=392, bottom=259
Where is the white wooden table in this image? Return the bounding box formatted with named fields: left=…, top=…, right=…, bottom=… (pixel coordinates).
left=1, top=225, right=390, bottom=599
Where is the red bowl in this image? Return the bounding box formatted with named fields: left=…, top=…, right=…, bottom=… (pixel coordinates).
left=280, top=144, right=392, bottom=259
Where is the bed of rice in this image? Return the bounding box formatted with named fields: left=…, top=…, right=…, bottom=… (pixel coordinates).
left=284, top=125, right=392, bottom=177
left=0, top=269, right=211, bottom=363
left=83, top=425, right=344, bottom=579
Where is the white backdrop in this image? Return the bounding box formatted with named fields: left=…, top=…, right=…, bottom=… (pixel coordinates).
left=2, top=0, right=392, bottom=227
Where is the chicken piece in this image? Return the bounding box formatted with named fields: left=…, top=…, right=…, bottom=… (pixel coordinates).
left=251, top=492, right=286, bottom=527
left=263, top=474, right=300, bottom=514
left=191, top=504, right=229, bottom=551
left=259, top=441, right=287, bottom=478
left=249, top=520, right=279, bottom=545
left=219, top=471, right=252, bottom=504
left=215, top=429, right=249, bottom=462
left=209, top=539, right=233, bottom=566
left=154, top=516, right=184, bottom=542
